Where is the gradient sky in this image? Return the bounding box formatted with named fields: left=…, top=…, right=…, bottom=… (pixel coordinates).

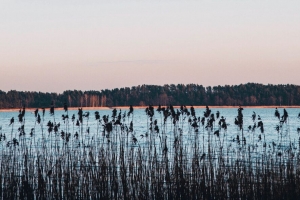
left=1, top=1, right=300, bottom=93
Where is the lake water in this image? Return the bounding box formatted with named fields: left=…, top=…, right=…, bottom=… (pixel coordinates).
left=0, top=107, right=299, bottom=159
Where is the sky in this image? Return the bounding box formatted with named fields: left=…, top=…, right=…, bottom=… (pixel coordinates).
left=1, top=1, right=300, bottom=93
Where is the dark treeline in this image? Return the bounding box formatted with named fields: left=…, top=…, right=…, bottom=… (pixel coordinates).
left=1, top=83, right=300, bottom=108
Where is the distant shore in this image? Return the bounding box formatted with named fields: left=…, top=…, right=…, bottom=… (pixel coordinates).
left=1, top=105, right=300, bottom=112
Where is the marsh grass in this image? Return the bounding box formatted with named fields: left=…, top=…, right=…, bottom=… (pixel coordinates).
left=0, top=105, right=300, bottom=199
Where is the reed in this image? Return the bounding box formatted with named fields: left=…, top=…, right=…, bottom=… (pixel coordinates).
left=0, top=105, right=300, bottom=199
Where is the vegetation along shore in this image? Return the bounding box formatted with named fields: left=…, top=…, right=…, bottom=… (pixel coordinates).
left=0, top=104, right=300, bottom=199
left=1, top=83, right=300, bottom=109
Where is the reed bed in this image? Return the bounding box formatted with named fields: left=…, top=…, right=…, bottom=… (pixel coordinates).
left=0, top=105, right=300, bottom=199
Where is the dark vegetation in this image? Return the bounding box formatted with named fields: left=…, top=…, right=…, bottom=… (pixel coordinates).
left=1, top=83, right=300, bottom=108
left=1, top=104, right=300, bottom=199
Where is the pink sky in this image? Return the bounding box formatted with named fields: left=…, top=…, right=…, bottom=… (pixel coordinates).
left=1, top=1, right=300, bottom=93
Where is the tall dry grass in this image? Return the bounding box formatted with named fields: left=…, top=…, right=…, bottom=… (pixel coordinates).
left=0, top=105, right=300, bottom=199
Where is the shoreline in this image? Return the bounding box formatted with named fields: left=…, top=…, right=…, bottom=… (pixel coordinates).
left=1, top=105, right=300, bottom=112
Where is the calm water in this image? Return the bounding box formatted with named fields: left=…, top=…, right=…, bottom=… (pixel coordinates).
left=0, top=106, right=299, bottom=186
left=0, top=107, right=299, bottom=151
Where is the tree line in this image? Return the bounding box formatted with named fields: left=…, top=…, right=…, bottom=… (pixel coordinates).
left=0, top=83, right=299, bottom=108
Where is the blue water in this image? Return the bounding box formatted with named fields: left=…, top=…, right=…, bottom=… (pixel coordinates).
left=0, top=107, right=300, bottom=162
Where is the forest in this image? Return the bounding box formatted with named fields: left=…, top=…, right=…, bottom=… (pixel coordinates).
left=0, top=83, right=299, bottom=108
